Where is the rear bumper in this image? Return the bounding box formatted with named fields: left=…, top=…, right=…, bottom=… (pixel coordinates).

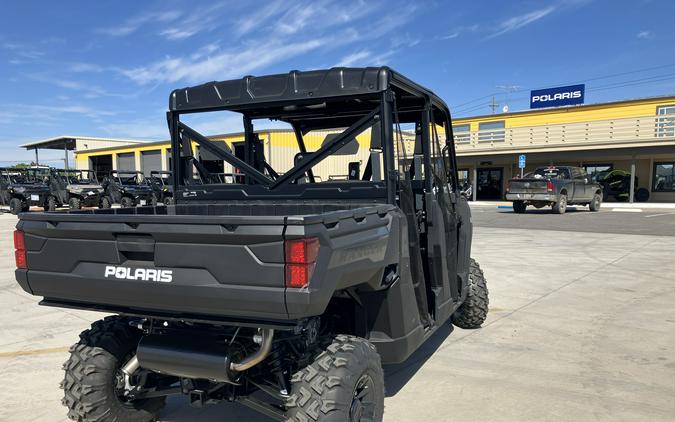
left=506, top=193, right=556, bottom=202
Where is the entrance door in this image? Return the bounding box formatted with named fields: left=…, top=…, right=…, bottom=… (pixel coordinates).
left=476, top=168, right=503, bottom=200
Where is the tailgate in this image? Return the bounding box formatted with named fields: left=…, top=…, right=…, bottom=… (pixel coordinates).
left=508, top=179, right=549, bottom=194
left=16, top=214, right=288, bottom=320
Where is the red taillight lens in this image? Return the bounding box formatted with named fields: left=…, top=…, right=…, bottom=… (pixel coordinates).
left=546, top=180, right=554, bottom=192
left=14, top=230, right=27, bottom=269
left=284, top=238, right=320, bottom=289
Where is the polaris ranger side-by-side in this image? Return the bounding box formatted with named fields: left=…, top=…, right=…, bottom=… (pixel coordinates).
left=0, top=167, right=51, bottom=214
left=148, top=170, right=174, bottom=205
left=47, top=169, right=106, bottom=210
left=14, top=67, right=489, bottom=422
left=102, top=170, right=157, bottom=207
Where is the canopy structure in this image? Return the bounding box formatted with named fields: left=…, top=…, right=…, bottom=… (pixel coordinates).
left=20, top=136, right=145, bottom=168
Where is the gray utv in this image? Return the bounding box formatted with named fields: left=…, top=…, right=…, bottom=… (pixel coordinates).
left=14, top=67, right=488, bottom=422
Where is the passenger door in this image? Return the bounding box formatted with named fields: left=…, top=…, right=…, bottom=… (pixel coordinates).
left=571, top=168, right=589, bottom=201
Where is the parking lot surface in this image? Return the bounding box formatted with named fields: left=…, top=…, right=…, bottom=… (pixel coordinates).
left=1, top=211, right=674, bottom=421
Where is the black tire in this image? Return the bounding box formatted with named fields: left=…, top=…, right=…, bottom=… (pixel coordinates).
left=99, top=196, right=112, bottom=209
left=589, top=192, right=602, bottom=212
left=285, top=335, right=384, bottom=422
left=61, top=316, right=165, bottom=422
left=552, top=194, right=567, bottom=214
left=635, top=188, right=650, bottom=202
left=452, top=259, right=489, bottom=329
left=45, top=196, right=57, bottom=212
left=163, top=196, right=174, bottom=206
left=68, top=197, right=81, bottom=210
left=512, top=201, right=526, bottom=214
left=9, top=198, right=23, bottom=215
left=120, top=196, right=134, bottom=208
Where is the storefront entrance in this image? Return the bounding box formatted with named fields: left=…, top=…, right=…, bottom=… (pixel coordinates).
left=477, top=168, right=503, bottom=200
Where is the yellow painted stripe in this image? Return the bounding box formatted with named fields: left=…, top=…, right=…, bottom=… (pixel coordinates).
left=0, top=346, right=70, bottom=358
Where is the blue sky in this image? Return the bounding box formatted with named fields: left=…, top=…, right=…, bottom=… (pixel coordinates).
left=1, top=0, right=673, bottom=163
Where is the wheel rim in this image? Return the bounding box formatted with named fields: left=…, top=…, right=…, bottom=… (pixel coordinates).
left=350, top=373, right=376, bottom=422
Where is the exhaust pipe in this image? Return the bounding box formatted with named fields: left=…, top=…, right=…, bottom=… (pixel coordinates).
left=127, top=329, right=274, bottom=383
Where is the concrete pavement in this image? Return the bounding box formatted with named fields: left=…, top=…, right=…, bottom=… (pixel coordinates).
left=1, top=212, right=674, bottom=421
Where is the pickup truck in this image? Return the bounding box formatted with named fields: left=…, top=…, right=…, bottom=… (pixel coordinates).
left=13, top=67, right=488, bottom=422
left=506, top=166, right=603, bottom=214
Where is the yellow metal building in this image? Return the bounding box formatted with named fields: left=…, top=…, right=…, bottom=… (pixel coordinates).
left=452, top=94, right=675, bottom=202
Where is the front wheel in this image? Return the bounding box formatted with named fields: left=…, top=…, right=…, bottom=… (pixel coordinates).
left=9, top=198, right=23, bottom=215
left=99, top=196, right=112, bottom=209
left=163, top=196, right=174, bottom=206
left=120, top=196, right=134, bottom=208
left=286, top=335, right=384, bottom=422
left=589, top=192, right=602, bottom=212
left=45, top=196, right=57, bottom=212
left=453, top=259, right=489, bottom=329
left=68, top=197, right=81, bottom=210
left=61, top=316, right=165, bottom=422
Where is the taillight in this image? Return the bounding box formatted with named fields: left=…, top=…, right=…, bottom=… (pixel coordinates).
left=546, top=180, right=554, bottom=192
left=14, top=230, right=27, bottom=269
left=284, top=237, right=320, bottom=289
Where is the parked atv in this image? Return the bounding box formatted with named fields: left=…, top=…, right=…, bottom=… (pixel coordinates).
left=594, top=169, right=650, bottom=202
left=102, top=170, right=157, bottom=208
left=14, top=67, right=488, bottom=422
left=147, top=170, right=174, bottom=205
left=47, top=169, right=106, bottom=210
left=0, top=167, right=51, bottom=214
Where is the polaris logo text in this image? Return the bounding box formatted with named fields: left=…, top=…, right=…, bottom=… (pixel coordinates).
left=104, top=266, right=172, bottom=283
left=531, top=91, right=582, bottom=103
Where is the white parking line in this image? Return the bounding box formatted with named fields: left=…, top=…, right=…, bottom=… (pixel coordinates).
left=645, top=212, right=675, bottom=218
left=611, top=208, right=643, bottom=213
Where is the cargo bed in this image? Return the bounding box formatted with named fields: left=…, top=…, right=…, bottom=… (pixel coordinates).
left=16, top=202, right=396, bottom=324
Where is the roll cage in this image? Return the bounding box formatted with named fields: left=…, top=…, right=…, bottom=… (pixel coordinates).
left=166, top=67, right=459, bottom=205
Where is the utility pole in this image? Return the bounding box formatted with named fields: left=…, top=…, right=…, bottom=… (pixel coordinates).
left=489, top=96, right=499, bottom=114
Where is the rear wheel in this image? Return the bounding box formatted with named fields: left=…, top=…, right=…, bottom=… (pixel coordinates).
left=163, top=196, right=174, bottom=206
left=512, top=201, right=527, bottom=214
left=120, top=196, right=134, bottom=208
left=589, top=192, right=602, bottom=212
left=635, top=188, right=650, bottom=202
left=9, top=198, right=23, bottom=215
left=61, top=316, right=165, bottom=422
left=453, top=259, right=489, bottom=329
left=552, top=194, right=567, bottom=214
left=68, top=197, right=81, bottom=210
left=45, top=196, right=56, bottom=212
left=285, top=335, right=384, bottom=422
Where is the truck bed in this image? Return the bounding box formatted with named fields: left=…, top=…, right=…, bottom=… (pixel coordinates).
left=16, top=202, right=397, bottom=325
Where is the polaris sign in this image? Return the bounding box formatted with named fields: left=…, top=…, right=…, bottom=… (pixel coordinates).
left=530, top=84, right=585, bottom=109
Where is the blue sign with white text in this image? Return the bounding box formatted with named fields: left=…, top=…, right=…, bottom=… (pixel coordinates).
left=518, top=154, right=526, bottom=169
left=530, top=84, right=585, bottom=109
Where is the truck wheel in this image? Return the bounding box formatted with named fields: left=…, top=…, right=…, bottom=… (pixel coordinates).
left=120, top=197, right=134, bottom=208
left=285, top=335, right=384, bottom=422
left=589, top=192, right=602, bottom=212
left=45, top=196, right=56, bottom=212
left=552, top=194, right=567, bottom=214
left=9, top=198, right=23, bottom=215
left=68, top=197, right=81, bottom=210
left=99, top=196, right=112, bottom=209
left=61, top=316, right=165, bottom=422
left=452, top=259, right=489, bottom=329
left=513, top=201, right=526, bottom=214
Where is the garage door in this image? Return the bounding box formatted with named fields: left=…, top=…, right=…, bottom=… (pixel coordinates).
left=141, top=150, right=161, bottom=176
left=117, top=152, right=136, bottom=171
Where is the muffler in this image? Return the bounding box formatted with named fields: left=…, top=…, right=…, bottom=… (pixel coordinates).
left=129, top=329, right=274, bottom=383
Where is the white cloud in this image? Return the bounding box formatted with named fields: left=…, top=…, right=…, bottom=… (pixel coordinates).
left=97, top=10, right=182, bottom=37
left=637, top=30, right=654, bottom=40
left=488, top=6, right=556, bottom=38
left=436, top=24, right=479, bottom=41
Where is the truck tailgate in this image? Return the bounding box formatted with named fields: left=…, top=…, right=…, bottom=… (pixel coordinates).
left=16, top=213, right=288, bottom=320
left=508, top=179, right=549, bottom=194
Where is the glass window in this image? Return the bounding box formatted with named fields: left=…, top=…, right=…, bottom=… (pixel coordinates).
left=478, top=120, right=505, bottom=142
left=656, top=105, right=675, bottom=137
left=458, top=169, right=471, bottom=190
left=584, top=164, right=613, bottom=181
left=453, top=124, right=470, bottom=144
left=653, top=162, right=675, bottom=192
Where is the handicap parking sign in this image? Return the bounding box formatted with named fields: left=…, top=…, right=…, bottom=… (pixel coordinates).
left=518, top=154, right=526, bottom=169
